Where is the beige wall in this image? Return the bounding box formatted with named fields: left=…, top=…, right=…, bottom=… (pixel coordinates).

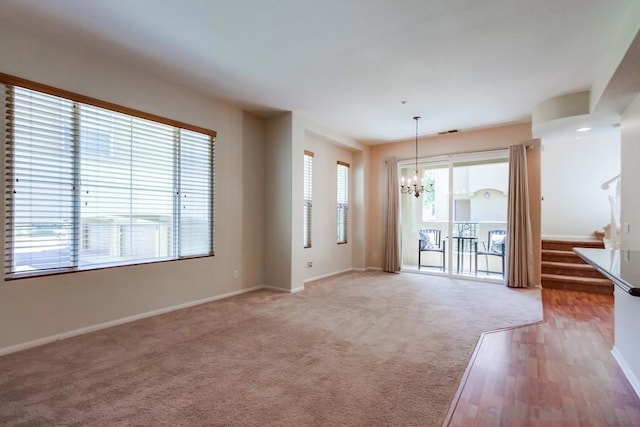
left=290, top=114, right=368, bottom=288
left=263, top=113, right=368, bottom=291
left=0, top=22, right=265, bottom=350
left=241, top=112, right=266, bottom=289
left=264, top=113, right=293, bottom=290
left=366, top=123, right=540, bottom=283
left=349, top=147, right=369, bottom=270
left=300, top=133, right=353, bottom=280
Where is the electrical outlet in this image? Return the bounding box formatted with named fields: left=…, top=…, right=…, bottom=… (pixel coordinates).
left=233, top=270, right=239, bottom=279
left=307, top=261, right=313, bottom=268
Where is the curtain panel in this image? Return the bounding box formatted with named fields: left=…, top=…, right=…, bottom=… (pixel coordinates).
left=506, top=145, right=535, bottom=287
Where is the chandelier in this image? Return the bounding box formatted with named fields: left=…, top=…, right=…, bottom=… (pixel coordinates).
left=400, top=116, right=432, bottom=198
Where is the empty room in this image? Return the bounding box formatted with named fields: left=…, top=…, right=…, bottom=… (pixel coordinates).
left=1, top=1, right=640, bottom=425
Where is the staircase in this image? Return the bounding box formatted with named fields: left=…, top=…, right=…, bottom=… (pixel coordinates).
left=541, top=239, right=613, bottom=295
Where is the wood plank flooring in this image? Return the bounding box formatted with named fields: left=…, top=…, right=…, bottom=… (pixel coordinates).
left=446, top=288, right=640, bottom=426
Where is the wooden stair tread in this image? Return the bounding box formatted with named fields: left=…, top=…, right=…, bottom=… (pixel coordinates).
left=541, top=273, right=611, bottom=285
left=541, top=261, right=606, bottom=279
left=541, top=249, right=582, bottom=256
left=541, top=261, right=595, bottom=270
left=542, top=239, right=603, bottom=245
left=542, top=240, right=604, bottom=252
left=541, top=249, right=587, bottom=264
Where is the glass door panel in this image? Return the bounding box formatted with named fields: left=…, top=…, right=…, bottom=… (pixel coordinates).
left=400, top=163, right=449, bottom=273
left=452, top=158, right=509, bottom=278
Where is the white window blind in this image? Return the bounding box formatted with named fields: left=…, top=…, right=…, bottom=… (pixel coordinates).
left=179, top=129, right=214, bottom=256
left=337, top=161, right=349, bottom=244
left=6, top=86, right=76, bottom=272
left=303, top=151, right=313, bottom=248
left=78, top=104, right=176, bottom=267
left=5, top=85, right=214, bottom=277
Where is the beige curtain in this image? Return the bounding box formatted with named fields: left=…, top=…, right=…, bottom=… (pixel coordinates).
left=506, top=145, right=534, bottom=287
left=383, top=158, right=401, bottom=272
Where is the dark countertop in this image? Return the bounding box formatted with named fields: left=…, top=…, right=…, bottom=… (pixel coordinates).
left=574, top=248, right=640, bottom=297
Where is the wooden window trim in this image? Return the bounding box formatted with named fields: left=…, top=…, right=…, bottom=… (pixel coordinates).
left=0, top=73, right=217, bottom=138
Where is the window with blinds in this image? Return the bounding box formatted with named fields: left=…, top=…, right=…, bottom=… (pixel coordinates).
left=4, top=84, right=215, bottom=278
left=303, top=151, right=314, bottom=248
left=337, top=161, right=349, bottom=244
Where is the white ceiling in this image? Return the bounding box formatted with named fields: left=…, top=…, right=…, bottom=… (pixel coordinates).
left=0, top=0, right=634, bottom=143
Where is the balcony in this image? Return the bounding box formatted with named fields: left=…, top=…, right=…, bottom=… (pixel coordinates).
left=403, top=221, right=507, bottom=280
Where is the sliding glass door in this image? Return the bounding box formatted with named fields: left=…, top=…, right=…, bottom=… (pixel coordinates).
left=400, top=161, right=450, bottom=272
left=400, top=150, right=509, bottom=280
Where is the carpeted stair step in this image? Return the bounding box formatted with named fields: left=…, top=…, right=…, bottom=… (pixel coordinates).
left=541, top=261, right=606, bottom=278
left=541, top=273, right=613, bottom=295
left=541, top=239, right=604, bottom=251
left=541, top=249, right=587, bottom=264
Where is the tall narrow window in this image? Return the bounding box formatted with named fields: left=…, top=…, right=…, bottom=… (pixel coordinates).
left=4, top=82, right=215, bottom=278
left=337, top=161, right=349, bottom=244
left=303, top=151, right=314, bottom=248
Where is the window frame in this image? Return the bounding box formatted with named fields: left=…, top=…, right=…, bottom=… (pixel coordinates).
left=2, top=73, right=217, bottom=280
left=336, top=161, right=349, bottom=245
left=303, top=150, right=314, bottom=248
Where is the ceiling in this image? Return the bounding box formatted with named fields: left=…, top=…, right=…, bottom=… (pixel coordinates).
left=0, top=0, right=634, bottom=143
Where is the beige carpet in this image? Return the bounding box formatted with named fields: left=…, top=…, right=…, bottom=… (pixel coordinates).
left=0, top=271, right=541, bottom=426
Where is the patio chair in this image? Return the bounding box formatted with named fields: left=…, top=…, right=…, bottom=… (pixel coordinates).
left=418, top=228, right=446, bottom=271
left=474, top=229, right=506, bottom=276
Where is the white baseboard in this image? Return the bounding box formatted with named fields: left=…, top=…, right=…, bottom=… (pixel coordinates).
left=266, top=267, right=373, bottom=291
left=303, top=268, right=355, bottom=284
left=0, top=286, right=262, bottom=357
left=262, top=285, right=305, bottom=293
left=612, top=346, right=640, bottom=398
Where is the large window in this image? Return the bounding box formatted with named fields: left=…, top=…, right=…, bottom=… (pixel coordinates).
left=303, top=150, right=314, bottom=248
left=336, top=161, right=349, bottom=244
left=4, top=83, right=215, bottom=278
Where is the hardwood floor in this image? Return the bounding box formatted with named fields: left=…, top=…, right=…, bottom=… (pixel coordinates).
left=446, top=288, right=640, bottom=426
